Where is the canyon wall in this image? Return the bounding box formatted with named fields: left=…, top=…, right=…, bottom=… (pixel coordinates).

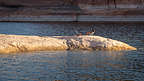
left=0, top=0, right=144, bottom=22
left=0, top=0, right=144, bottom=8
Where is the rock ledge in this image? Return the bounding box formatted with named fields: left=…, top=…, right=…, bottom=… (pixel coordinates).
left=0, top=34, right=136, bottom=54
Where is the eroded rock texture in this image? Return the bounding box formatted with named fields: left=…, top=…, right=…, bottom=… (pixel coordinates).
left=0, top=34, right=136, bottom=54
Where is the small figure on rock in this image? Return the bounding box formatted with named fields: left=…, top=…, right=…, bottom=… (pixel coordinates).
left=86, top=29, right=95, bottom=35
left=74, top=25, right=95, bottom=36
left=86, top=26, right=95, bottom=36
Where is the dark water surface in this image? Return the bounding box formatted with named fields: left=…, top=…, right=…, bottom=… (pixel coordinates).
left=0, top=22, right=144, bottom=81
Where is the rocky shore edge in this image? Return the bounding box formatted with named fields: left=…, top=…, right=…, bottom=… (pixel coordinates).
left=0, top=34, right=136, bottom=54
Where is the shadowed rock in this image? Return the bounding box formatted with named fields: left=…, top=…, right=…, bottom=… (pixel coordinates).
left=0, top=34, right=136, bottom=54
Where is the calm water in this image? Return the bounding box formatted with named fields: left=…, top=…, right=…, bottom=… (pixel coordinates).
left=0, top=22, right=144, bottom=81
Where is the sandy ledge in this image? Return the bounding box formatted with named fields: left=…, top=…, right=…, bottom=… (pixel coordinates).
left=0, top=34, right=136, bottom=54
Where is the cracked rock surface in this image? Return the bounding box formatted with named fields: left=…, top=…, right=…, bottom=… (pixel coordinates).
left=0, top=34, right=136, bottom=54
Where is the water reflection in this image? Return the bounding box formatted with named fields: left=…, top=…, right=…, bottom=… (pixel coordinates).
left=0, top=51, right=143, bottom=81
left=63, top=51, right=126, bottom=81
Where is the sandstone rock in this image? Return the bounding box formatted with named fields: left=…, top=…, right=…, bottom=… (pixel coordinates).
left=0, top=34, right=68, bottom=54
left=55, top=36, right=137, bottom=51
left=0, top=34, right=136, bottom=54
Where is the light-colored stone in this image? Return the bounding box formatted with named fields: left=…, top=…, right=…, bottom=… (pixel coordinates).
left=0, top=34, right=136, bottom=54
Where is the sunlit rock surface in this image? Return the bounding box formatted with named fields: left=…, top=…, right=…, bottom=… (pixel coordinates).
left=0, top=34, right=136, bottom=54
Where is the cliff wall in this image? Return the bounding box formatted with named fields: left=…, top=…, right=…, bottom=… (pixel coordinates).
left=0, top=0, right=144, bottom=22
left=0, top=0, right=143, bottom=8
left=77, top=0, right=144, bottom=8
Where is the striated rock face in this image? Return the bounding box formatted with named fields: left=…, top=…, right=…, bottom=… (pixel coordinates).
left=77, top=0, right=144, bottom=9
left=0, top=0, right=143, bottom=8
left=0, top=0, right=144, bottom=22
left=0, top=34, right=136, bottom=54
left=0, top=0, right=72, bottom=7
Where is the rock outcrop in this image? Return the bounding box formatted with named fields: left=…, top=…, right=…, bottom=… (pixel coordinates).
left=0, top=34, right=136, bottom=54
